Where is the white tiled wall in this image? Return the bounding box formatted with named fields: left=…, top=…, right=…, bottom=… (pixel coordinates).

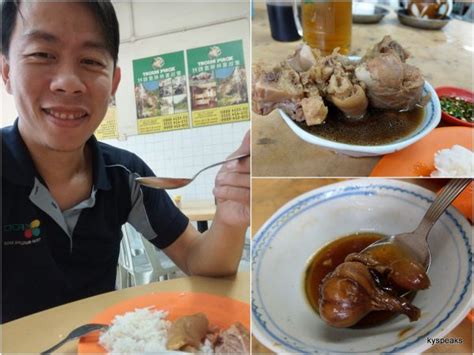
left=103, top=121, right=249, bottom=201
left=103, top=3, right=250, bottom=202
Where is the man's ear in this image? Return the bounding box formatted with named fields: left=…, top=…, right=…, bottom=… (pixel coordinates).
left=1, top=55, right=12, bottom=94
left=111, top=66, right=121, bottom=97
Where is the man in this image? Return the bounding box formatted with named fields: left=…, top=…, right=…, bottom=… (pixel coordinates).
left=1, top=0, right=250, bottom=323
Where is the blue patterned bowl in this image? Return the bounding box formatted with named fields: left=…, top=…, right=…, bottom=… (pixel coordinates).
left=252, top=179, right=472, bottom=354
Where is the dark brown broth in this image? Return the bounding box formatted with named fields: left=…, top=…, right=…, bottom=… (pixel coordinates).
left=296, top=105, right=424, bottom=145
left=304, top=233, right=416, bottom=328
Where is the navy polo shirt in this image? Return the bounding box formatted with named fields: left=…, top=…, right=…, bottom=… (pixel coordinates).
left=1, top=120, right=189, bottom=323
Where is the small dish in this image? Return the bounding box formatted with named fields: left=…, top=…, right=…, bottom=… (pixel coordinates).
left=435, top=86, right=474, bottom=127
left=397, top=9, right=450, bottom=30
left=353, top=3, right=389, bottom=24
left=278, top=81, right=441, bottom=157
left=252, top=179, right=472, bottom=354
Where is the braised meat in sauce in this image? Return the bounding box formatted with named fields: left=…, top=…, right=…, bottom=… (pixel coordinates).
left=319, top=261, right=421, bottom=328
left=252, top=36, right=428, bottom=145
left=305, top=233, right=430, bottom=328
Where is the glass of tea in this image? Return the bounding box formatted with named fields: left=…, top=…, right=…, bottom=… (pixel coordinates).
left=293, top=0, right=352, bottom=55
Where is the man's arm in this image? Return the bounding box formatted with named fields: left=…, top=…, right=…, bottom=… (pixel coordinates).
left=163, top=131, right=250, bottom=276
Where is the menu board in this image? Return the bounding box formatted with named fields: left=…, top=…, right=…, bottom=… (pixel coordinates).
left=95, top=97, right=118, bottom=140
left=133, top=51, right=190, bottom=134
left=187, top=40, right=249, bottom=127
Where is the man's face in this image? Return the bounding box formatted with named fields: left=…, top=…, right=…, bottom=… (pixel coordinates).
left=1, top=1, right=121, bottom=152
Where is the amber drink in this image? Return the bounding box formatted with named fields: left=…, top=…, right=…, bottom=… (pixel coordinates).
left=301, top=0, right=352, bottom=55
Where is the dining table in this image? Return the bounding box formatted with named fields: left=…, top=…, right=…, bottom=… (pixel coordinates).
left=251, top=178, right=473, bottom=354
left=177, top=199, right=216, bottom=232
left=252, top=2, right=473, bottom=177
left=1, top=271, right=249, bottom=353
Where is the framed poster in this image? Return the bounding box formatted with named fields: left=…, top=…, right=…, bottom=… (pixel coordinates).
left=187, top=40, right=249, bottom=127
left=133, top=51, right=190, bottom=134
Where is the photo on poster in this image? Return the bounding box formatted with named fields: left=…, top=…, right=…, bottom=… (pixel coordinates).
left=172, top=76, right=186, bottom=96
left=187, top=40, right=250, bottom=127
left=189, top=71, right=216, bottom=110
left=135, top=81, right=160, bottom=119
left=215, top=66, right=248, bottom=107
left=159, top=78, right=173, bottom=98
left=159, top=96, right=174, bottom=116
left=173, top=94, right=188, bottom=113
left=133, top=50, right=190, bottom=134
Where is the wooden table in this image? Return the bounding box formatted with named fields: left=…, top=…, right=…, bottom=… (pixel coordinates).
left=1, top=272, right=249, bottom=353
left=178, top=200, right=216, bottom=232
left=252, top=2, right=473, bottom=177
left=251, top=179, right=473, bottom=354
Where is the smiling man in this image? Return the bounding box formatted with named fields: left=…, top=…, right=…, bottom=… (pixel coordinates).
left=1, top=0, right=250, bottom=323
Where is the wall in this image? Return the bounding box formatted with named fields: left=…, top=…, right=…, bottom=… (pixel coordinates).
left=1, top=1, right=251, bottom=201
left=106, top=122, right=249, bottom=201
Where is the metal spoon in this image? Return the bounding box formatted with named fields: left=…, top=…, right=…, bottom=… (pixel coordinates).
left=40, top=323, right=109, bottom=354
left=361, top=178, right=471, bottom=271
left=136, top=153, right=250, bottom=189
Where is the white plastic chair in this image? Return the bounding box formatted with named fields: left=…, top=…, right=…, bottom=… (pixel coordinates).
left=116, top=224, right=154, bottom=288
left=116, top=223, right=181, bottom=289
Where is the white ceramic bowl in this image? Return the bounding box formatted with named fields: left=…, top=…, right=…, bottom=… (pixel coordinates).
left=252, top=179, right=472, bottom=354
left=279, top=81, right=441, bottom=157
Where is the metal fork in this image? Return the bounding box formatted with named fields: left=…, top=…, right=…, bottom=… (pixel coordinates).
left=40, top=323, right=108, bottom=354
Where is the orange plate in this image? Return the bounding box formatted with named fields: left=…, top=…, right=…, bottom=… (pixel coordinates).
left=370, top=127, right=473, bottom=177
left=370, top=126, right=473, bottom=221
left=77, top=292, right=250, bottom=354
left=468, top=309, right=474, bottom=323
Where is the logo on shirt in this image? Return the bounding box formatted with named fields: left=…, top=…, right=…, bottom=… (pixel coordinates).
left=3, top=219, right=42, bottom=247
left=24, top=219, right=41, bottom=238
left=3, top=219, right=41, bottom=238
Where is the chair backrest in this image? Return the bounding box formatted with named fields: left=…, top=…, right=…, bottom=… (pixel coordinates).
left=118, top=224, right=154, bottom=287
left=141, top=237, right=181, bottom=281
left=118, top=223, right=180, bottom=288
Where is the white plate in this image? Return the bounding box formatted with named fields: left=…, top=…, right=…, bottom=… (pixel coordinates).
left=252, top=179, right=472, bottom=354
left=279, top=81, right=441, bottom=157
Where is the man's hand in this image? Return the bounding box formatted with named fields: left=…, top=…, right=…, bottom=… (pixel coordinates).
left=213, top=130, right=250, bottom=228
left=164, top=131, right=250, bottom=276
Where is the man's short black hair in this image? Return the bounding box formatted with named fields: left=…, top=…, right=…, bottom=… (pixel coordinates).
left=1, top=0, right=120, bottom=66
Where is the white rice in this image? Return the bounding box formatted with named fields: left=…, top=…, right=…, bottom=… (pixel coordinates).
left=99, top=307, right=214, bottom=354
left=431, top=145, right=474, bottom=177
left=200, top=339, right=215, bottom=354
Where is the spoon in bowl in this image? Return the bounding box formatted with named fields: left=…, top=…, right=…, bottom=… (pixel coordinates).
left=361, top=178, right=471, bottom=271
left=135, top=153, right=250, bottom=189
